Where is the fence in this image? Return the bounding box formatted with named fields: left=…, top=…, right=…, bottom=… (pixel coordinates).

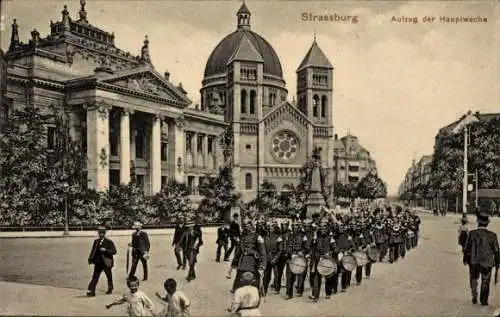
left=0, top=221, right=225, bottom=232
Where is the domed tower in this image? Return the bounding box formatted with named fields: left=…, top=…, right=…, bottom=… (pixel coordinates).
left=200, top=2, right=287, bottom=191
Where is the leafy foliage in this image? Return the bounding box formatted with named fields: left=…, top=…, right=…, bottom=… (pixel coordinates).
left=356, top=173, right=388, bottom=200
left=198, top=166, right=240, bottom=221
left=151, top=179, right=191, bottom=223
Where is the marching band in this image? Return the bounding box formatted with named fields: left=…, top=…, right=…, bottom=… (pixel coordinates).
left=222, top=204, right=421, bottom=303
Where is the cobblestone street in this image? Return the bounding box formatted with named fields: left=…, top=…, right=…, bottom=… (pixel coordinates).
left=0, top=212, right=499, bottom=316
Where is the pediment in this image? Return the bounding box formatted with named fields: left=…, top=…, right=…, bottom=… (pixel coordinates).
left=262, top=101, right=311, bottom=134
left=97, top=67, right=190, bottom=106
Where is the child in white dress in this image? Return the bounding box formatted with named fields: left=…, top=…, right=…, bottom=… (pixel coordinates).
left=106, top=276, right=155, bottom=317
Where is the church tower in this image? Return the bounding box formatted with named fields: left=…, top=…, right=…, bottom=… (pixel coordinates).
left=296, top=37, right=334, bottom=126
left=226, top=2, right=264, bottom=192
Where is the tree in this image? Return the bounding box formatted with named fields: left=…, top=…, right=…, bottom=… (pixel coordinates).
left=151, top=179, right=191, bottom=223
left=0, top=106, right=87, bottom=226
left=198, top=166, right=240, bottom=221
left=356, top=173, right=387, bottom=200
left=105, top=183, right=151, bottom=226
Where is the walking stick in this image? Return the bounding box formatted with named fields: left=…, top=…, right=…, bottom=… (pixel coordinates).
left=495, top=266, right=498, bottom=285
left=126, top=246, right=130, bottom=279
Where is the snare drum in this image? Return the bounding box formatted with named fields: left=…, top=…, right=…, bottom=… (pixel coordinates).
left=341, top=254, right=357, bottom=272
left=289, top=255, right=307, bottom=274
left=353, top=251, right=368, bottom=266
left=317, top=257, right=337, bottom=276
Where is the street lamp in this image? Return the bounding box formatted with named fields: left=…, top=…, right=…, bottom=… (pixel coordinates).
left=62, top=182, right=70, bottom=237
left=452, top=111, right=479, bottom=218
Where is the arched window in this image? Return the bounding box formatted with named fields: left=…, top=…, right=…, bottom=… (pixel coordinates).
left=249, top=90, right=256, bottom=114
left=321, top=95, right=327, bottom=118
left=241, top=89, right=247, bottom=114
left=245, top=173, right=252, bottom=189
left=313, top=94, right=319, bottom=117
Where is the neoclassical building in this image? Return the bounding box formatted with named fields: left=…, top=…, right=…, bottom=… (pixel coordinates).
left=3, top=1, right=336, bottom=202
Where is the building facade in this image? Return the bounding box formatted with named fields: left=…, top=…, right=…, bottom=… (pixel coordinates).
left=332, top=133, right=377, bottom=185
left=3, top=2, right=336, bottom=202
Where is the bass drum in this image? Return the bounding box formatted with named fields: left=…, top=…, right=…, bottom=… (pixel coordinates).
left=366, top=247, right=378, bottom=262
left=317, top=257, right=337, bottom=276
left=341, top=254, right=357, bottom=272
left=353, top=251, right=368, bottom=266
left=289, top=255, right=307, bottom=274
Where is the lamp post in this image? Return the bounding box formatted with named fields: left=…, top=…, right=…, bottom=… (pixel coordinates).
left=452, top=111, right=479, bottom=218
left=62, top=182, right=70, bottom=237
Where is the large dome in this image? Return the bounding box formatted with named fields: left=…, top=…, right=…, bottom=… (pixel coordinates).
left=203, top=29, right=283, bottom=79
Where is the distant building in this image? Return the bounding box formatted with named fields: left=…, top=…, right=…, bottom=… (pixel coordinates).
left=332, top=133, right=377, bottom=185
left=398, top=155, right=432, bottom=199
left=0, top=49, right=10, bottom=131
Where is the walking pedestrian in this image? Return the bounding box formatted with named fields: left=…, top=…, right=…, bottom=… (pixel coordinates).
left=463, top=211, right=500, bottom=306
left=87, top=226, right=116, bottom=296
left=128, top=222, right=151, bottom=281
left=173, top=218, right=187, bottom=270
left=225, top=213, right=241, bottom=261
left=216, top=222, right=230, bottom=262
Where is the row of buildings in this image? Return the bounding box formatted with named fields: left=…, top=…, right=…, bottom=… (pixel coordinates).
left=0, top=1, right=377, bottom=203
left=398, top=112, right=499, bottom=212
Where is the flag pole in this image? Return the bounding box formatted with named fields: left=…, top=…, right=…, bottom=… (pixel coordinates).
left=462, top=125, right=468, bottom=216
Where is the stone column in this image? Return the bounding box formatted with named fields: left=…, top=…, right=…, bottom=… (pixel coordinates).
left=192, top=132, right=198, bottom=167
left=202, top=134, right=208, bottom=168
left=150, top=114, right=162, bottom=194
left=119, top=108, right=133, bottom=185
left=168, top=116, right=185, bottom=182
left=86, top=102, right=110, bottom=191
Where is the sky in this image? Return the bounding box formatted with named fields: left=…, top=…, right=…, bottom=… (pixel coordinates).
left=1, top=0, right=498, bottom=195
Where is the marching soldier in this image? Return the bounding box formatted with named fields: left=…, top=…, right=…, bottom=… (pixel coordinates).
left=275, top=221, right=291, bottom=293
left=309, top=220, right=334, bottom=302
left=353, top=225, right=368, bottom=285
left=216, top=222, right=230, bottom=262
left=336, top=224, right=354, bottom=292
left=329, top=224, right=342, bottom=295
left=231, top=219, right=266, bottom=292
left=262, top=220, right=283, bottom=295
left=389, top=219, right=404, bottom=264
left=302, top=220, right=316, bottom=291
left=285, top=220, right=308, bottom=299
left=362, top=221, right=375, bottom=279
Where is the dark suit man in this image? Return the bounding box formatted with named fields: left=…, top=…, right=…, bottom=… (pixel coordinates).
left=173, top=220, right=187, bottom=269
left=87, top=226, right=117, bottom=296
left=216, top=223, right=230, bottom=262
left=225, top=213, right=241, bottom=261
left=128, top=221, right=151, bottom=281
left=463, top=211, right=500, bottom=306
left=180, top=222, right=204, bottom=281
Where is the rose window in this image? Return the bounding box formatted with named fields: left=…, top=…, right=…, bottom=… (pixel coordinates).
left=272, top=131, right=299, bottom=162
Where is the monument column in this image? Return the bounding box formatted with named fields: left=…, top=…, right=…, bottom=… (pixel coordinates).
left=119, top=108, right=133, bottom=184
left=167, top=116, right=185, bottom=182
left=86, top=102, right=111, bottom=191
left=150, top=114, right=162, bottom=194
left=202, top=134, right=208, bottom=168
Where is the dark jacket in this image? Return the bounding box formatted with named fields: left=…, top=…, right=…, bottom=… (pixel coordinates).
left=172, top=225, right=186, bottom=246
left=88, top=237, right=117, bottom=267
left=131, top=230, right=150, bottom=257
left=464, top=227, right=500, bottom=268
left=217, top=226, right=230, bottom=245
left=229, top=220, right=241, bottom=239
left=181, top=227, right=204, bottom=253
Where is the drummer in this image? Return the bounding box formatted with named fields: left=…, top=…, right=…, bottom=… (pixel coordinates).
left=336, top=223, right=354, bottom=292
left=309, top=220, right=335, bottom=302
left=303, top=219, right=316, bottom=291
left=284, top=220, right=308, bottom=299
left=353, top=223, right=369, bottom=286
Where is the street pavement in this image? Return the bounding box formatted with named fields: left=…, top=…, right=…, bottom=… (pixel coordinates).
left=0, top=212, right=499, bottom=316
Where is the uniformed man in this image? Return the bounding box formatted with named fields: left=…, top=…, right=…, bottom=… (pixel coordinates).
left=262, top=220, right=283, bottom=295
left=389, top=219, right=404, bottom=264
left=231, top=219, right=266, bottom=293
left=284, top=220, right=308, bottom=299
left=336, top=224, right=354, bottom=292
left=309, top=220, right=334, bottom=302
left=275, top=221, right=291, bottom=293
left=353, top=225, right=368, bottom=285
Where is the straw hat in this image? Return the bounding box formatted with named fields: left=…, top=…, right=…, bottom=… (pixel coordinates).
left=132, top=222, right=142, bottom=229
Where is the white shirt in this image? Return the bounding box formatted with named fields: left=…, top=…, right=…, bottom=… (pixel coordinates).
left=158, top=290, right=191, bottom=317
left=231, top=285, right=261, bottom=317
left=116, top=290, right=154, bottom=317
